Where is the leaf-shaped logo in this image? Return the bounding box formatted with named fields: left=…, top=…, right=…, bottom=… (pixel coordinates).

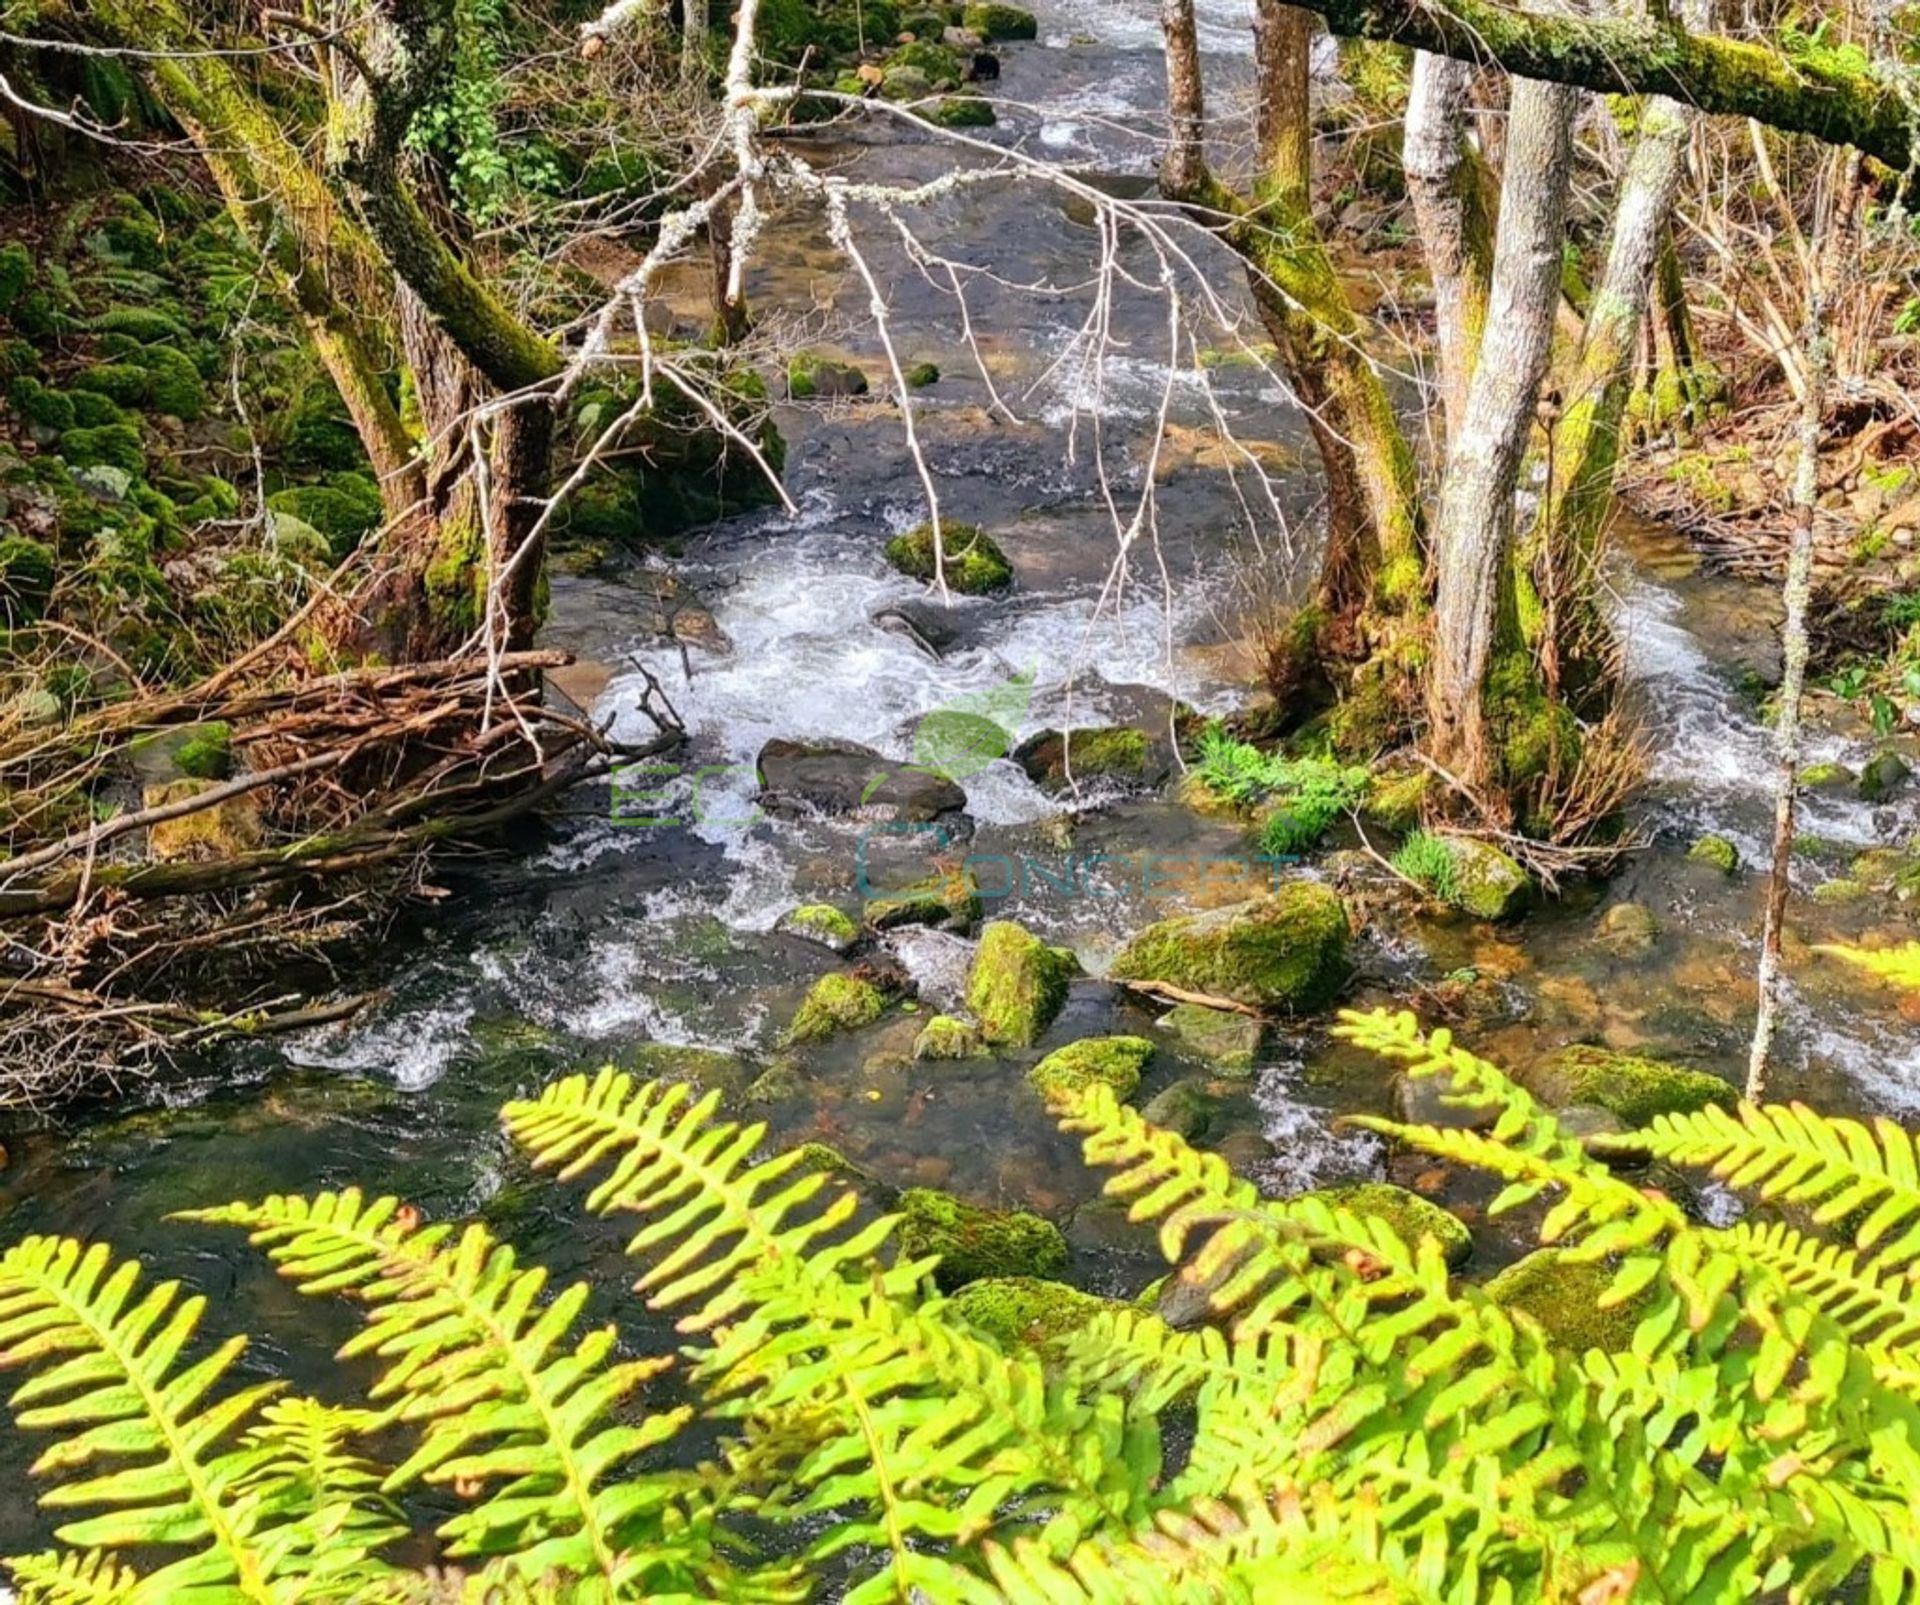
left=913, top=709, right=1011, bottom=781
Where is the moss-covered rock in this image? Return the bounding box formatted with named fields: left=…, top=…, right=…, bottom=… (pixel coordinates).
left=1157, top=1001, right=1262, bottom=1072
left=948, top=1276, right=1115, bottom=1344
left=267, top=479, right=383, bottom=556
left=1028, top=1035, right=1154, bottom=1101
left=904, top=361, right=941, bottom=387
left=1106, top=885, right=1349, bottom=1011
left=173, top=721, right=233, bottom=781
left=961, top=1, right=1038, bottom=38
left=1484, top=1248, right=1642, bottom=1353
left=884, top=521, right=1012, bottom=594
left=886, top=38, right=964, bottom=83
left=898, top=1187, right=1068, bottom=1289
left=1139, top=1076, right=1217, bottom=1139
left=0, top=242, right=30, bottom=314
left=928, top=93, right=996, bottom=128
left=1811, top=877, right=1867, bottom=906
left=781, top=972, right=888, bottom=1044
left=1311, top=1182, right=1471, bottom=1268
left=1519, top=1044, right=1733, bottom=1127
left=0, top=535, right=56, bottom=622
left=1010, top=725, right=1156, bottom=791
left=913, top=1014, right=984, bottom=1060
left=1860, top=749, right=1911, bottom=803
left=1686, top=834, right=1739, bottom=874
left=144, top=778, right=263, bottom=859
left=775, top=903, right=861, bottom=953
left=1798, top=760, right=1855, bottom=793
left=622, top=1042, right=744, bottom=1091
left=864, top=866, right=982, bottom=930
left=1362, top=766, right=1428, bottom=832
left=965, top=920, right=1076, bottom=1044
left=60, top=422, right=144, bottom=474
left=786, top=352, right=868, bottom=400
left=1446, top=837, right=1531, bottom=920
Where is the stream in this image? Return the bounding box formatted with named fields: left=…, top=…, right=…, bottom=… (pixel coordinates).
left=2, top=0, right=1918, bottom=1556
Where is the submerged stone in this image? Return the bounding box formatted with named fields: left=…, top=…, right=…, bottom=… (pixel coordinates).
left=913, top=1013, right=984, bottom=1060
left=776, top=903, right=861, bottom=953
left=1484, top=1248, right=1643, bottom=1354
left=1157, top=1001, right=1263, bottom=1073
left=1310, top=1181, right=1472, bottom=1268
left=1518, top=1044, right=1733, bottom=1128
left=1139, top=1076, right=1217, bottom=1140
left=897, top=1186, right=1068, bottom=1289
left=965, top=920, right=1077, bottom=1044
left=1860, top=749, right=1912, bottom=803
left=1011, top=725, right=1160, bottom=791
left=1686, top=834, right=1739, bottom=874
left=781, top=972, right=888, bottom=1045
left=948, top=1276, right=1116, bottom=1344
left=1594, top=902, right=1658, bottom=956
left=1028, top=1035, right=1154, bottom=1101
left=623, top=1042, right=745, bottom=1092
left=1106, top=885, right=1350, bottom=1011
left=864, top=866, right=981, bottom=931
left=883, top=521, right=1013, bottom=594
left=757, top=736, right=965, bottom=821
left=1445, top=837, right=1531, bottom=921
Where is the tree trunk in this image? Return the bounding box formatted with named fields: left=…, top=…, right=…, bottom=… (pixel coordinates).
left=1425, top=76, right=1578, bottom=799
left=1524, top=93, right=1694, bottom=704
left=1402, top=52, right=1493, bottom=447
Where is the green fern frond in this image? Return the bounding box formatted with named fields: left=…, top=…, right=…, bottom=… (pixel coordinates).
left=1606, top=1101, right=1920, bottom=1268
left=1814, top=940, right=1920, bottom=992
left=176, top=1189, right=703, bottom=1599
left=0, top=1235, right=380, bottom=1604
left=4, top=1550, right=141, bottom=1605
left=1727, top=1219, right=1920, bottom=1354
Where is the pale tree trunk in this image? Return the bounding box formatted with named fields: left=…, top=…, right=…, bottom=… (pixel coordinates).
left=1748, top=293, right=1829, bottom=1100
left=1402, top=52, right=1493, bottom=446
left=1425, top=76, right=1578, bottom=797
left=683, top=0, right=711, bottom=83
left=1525, top=92, right=1695, bottom=699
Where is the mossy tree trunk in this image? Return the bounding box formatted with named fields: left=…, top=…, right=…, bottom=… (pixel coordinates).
left=1425, top=77, right=1578, bottom=802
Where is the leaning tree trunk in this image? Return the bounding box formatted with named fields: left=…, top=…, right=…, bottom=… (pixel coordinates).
left=1402, top=51, right=1493, bottom=447
left=1523, top=91, right=1695, bottom=705
left=1425, top=76, right=1578, bottom=803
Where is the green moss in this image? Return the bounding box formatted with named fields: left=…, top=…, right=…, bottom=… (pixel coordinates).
left=1106, top=885, right=1350, bottom=1011
left=267, top=480, right=384, bottom=557
left=1686, top=834, right=1739, bottom=874
left=0, top=242, right=31, bottom=314
left=948, top=1276, right=1114, bottom=1345
left=173, top=722, right=233, bottom=780
left=1395, top=831, right=1528, bottom=920
left=913, top=1014, right=984, bottom=1060
left=68, top=390, right=128, bottom=428
left=60, top=423, right=145, bottom=474
left=884, top=521, right=1013, bottom=594
left=1028, top=1035, right=1154, bottom=1101
left=87, top=307, right=191, bottom=344
left=1519, top=1045, right=1733, bottom=1127
left=785, top=352, right=868, bottom=400
left=865, top=866, right=982, bottom=930
left=780, top=903, right=860, bottom=948
left=962, top=2, right=1038, bottom=38
left=0, top=536, right=57, bottom=622
left=1484, top=1248, right=1641, bottom=1354
left=1811, top=877, right=1867, bottom=906
left=623, top=1042, right=743, bottom=1091
left=11, top=376, right=75, bottom=432
left=72, top=363, right=150, bottom=408
left=138, top=345, right=208, bottom=420
left=1158, top=1002, right=1262, bottom=1073
left=1362, top=767, right=1428, bottom=832
left=965, top=921, right=1076, bottom=1044
left=1798, top=760, right=1856, bottom=792
left=888, top=39, right=963, bottom=81
left=1313, top=1182, right=1471, bottom=1268
left=424, top=513, right=486, bottom=637
left=929, top=94, right=996, bottom=128
left=905, top=361, right=941, bottom=387
left=782, top=971, right=888, bottom=1045
left=897, top=1187, right=1068, bottom=1290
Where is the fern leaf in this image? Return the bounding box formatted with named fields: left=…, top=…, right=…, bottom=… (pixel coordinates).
left=176, top=1189, right=701, bottom=1599
left=4, top=1550, right=141, bottom=1605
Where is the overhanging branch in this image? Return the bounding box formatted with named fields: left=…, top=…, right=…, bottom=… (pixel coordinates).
left=1309, top=0, right=1913, bottom=171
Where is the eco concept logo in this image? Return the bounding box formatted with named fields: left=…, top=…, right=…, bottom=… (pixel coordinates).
left=858, top=666, right=1036, bottom=802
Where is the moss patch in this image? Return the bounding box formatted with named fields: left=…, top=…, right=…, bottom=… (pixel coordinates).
left=0, top=536, right=57, bottom=622
left=782, top=972, right=888, bottom=1045
left=884, top=521, right=1013, bottom=594
left=913, top=1014, right=984, bottom=1060
left=948, top=1276, right=1114, bottom=1345
left=173, top=722, right=233, bottom=780
left=965, top=921, right=1076, bottom=1044
left=623, top=1042, right=744, bottom=1092
left=1157, top=1001, right=1262, bottom=1073
left=961, top=2, right=1038, bottom=38
left=897, top=1187, right=1068, bottom=1290
left=1312, top=1182, right=1471, bottom=1268
left=777, top=903, right=861, bottom=951
left=1484, top=1248, right=1642, bottom=1354
left=1686, top=834, right=1738, bottom=873
left=1106, top=885, right=1350, bottom=1011
left=1028, top=1035, right=1155, bottom=1101
left=865, top=866, right=982, bottom=930
left=1519, top=1045, right=1733, bottom=1127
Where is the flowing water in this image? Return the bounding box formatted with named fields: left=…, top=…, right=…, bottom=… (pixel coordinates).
left=3, top=0, right=1918, bottom=1557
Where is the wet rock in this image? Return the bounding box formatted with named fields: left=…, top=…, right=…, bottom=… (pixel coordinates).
left=786, top=352, right=868, bottom=399
left=145, top=779, right=263, bottom=860
left=1106, top=885, right=1350, bottom=1012
left=1686, top=834, right=1739, bottom=874
left=897, top=1186, right=1068, bottom=1290
left=1028, top=1035, right=1154, bottom=1101
left=742, top=1057, right=809, bottom=1105
left=1484, top=1248, right=1644, bottom=1354
left=1309, top=1181, right=1472, bottom=1268
left=1594, top=902, right=1659, bottom=956
left=949, top=1277, right=1117, bottom=1345
left=1140, top=1076, right=1218, bottom=1140
left=622, top=1042, right=747, bottom=1094
left=913, top=1014, right=983, bottom=1060
left=1798, top=760, right=1856, bottom=793
left=786, top=1141, right=896, bottom=1204
left=1554, top=1103, right=1634, bottom=1158
left=961, top=1, right=1037, bottom=38
left=1157, top=1001, right=1263, bottom=1074
left=864, top=866, right=981, bottom=931
left=966, top=49, right=1000, bottom=80
left=775, top=903, right=861, bottom=953
left=756, top=736, right=965, bottom=821
left=1445, top=837, right=1532, bottom=921
left=1361, top=766, right=1429, bottom=832
left=883, top=521, right=1013, bottom=594
left=781, top=972, right=888, bottom=1045
left=1517, top=1044, right=1733, bottom=1127
left=1392, top=1070, right=1498, bottom=1131
left=965, top=920, right=1077, bottom=1045
left=1212, top=1127, right=1275, bottom=1175
left=1860, top=749, right=1911, bottom=802
left=870, top=598, right=964, bottom=659
left=1011, top=725, right=1167, bottom=792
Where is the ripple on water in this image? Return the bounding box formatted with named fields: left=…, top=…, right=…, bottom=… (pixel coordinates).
left=1253, top=1051, right=1383, bottom=1193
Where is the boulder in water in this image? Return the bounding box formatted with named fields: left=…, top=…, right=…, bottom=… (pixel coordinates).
left=775, top=903, right=861, bottom=953
left=1309, top=1182, right=1472, bottom=1268
left=965, top=920, right=1077, bottom=1044
left=1594, top=902, right=1659, bottom=956
left=780, top=972, right=888, bottom=1045
left=1028, top=1035, right=1154, bottom=1101
left=1860, top=748, right=1911, bottom=802
left=884, top=521, right=1012, bottom=594
left=1106, top=885, right=1350, bottom=1012
left=1157, top=1001, right=1263, bottom=1073
left=870, top=599, right=963, bottom=659
left=912, top=1014, right=983, bottom=1060
left=948, top=1277, right=1116, bottom=1344
left=1517, top=1044, right=1733, bottom=1127
left=897, top=1186, right=1067, bottom=1289
left=1485, top=1247, right=1644, bottom=1353
left=1686, top=834, right=1739, bottom=873
left=1011, top=724, right=1166, bottom=791
left=756, top=736, right=965, bottom=821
